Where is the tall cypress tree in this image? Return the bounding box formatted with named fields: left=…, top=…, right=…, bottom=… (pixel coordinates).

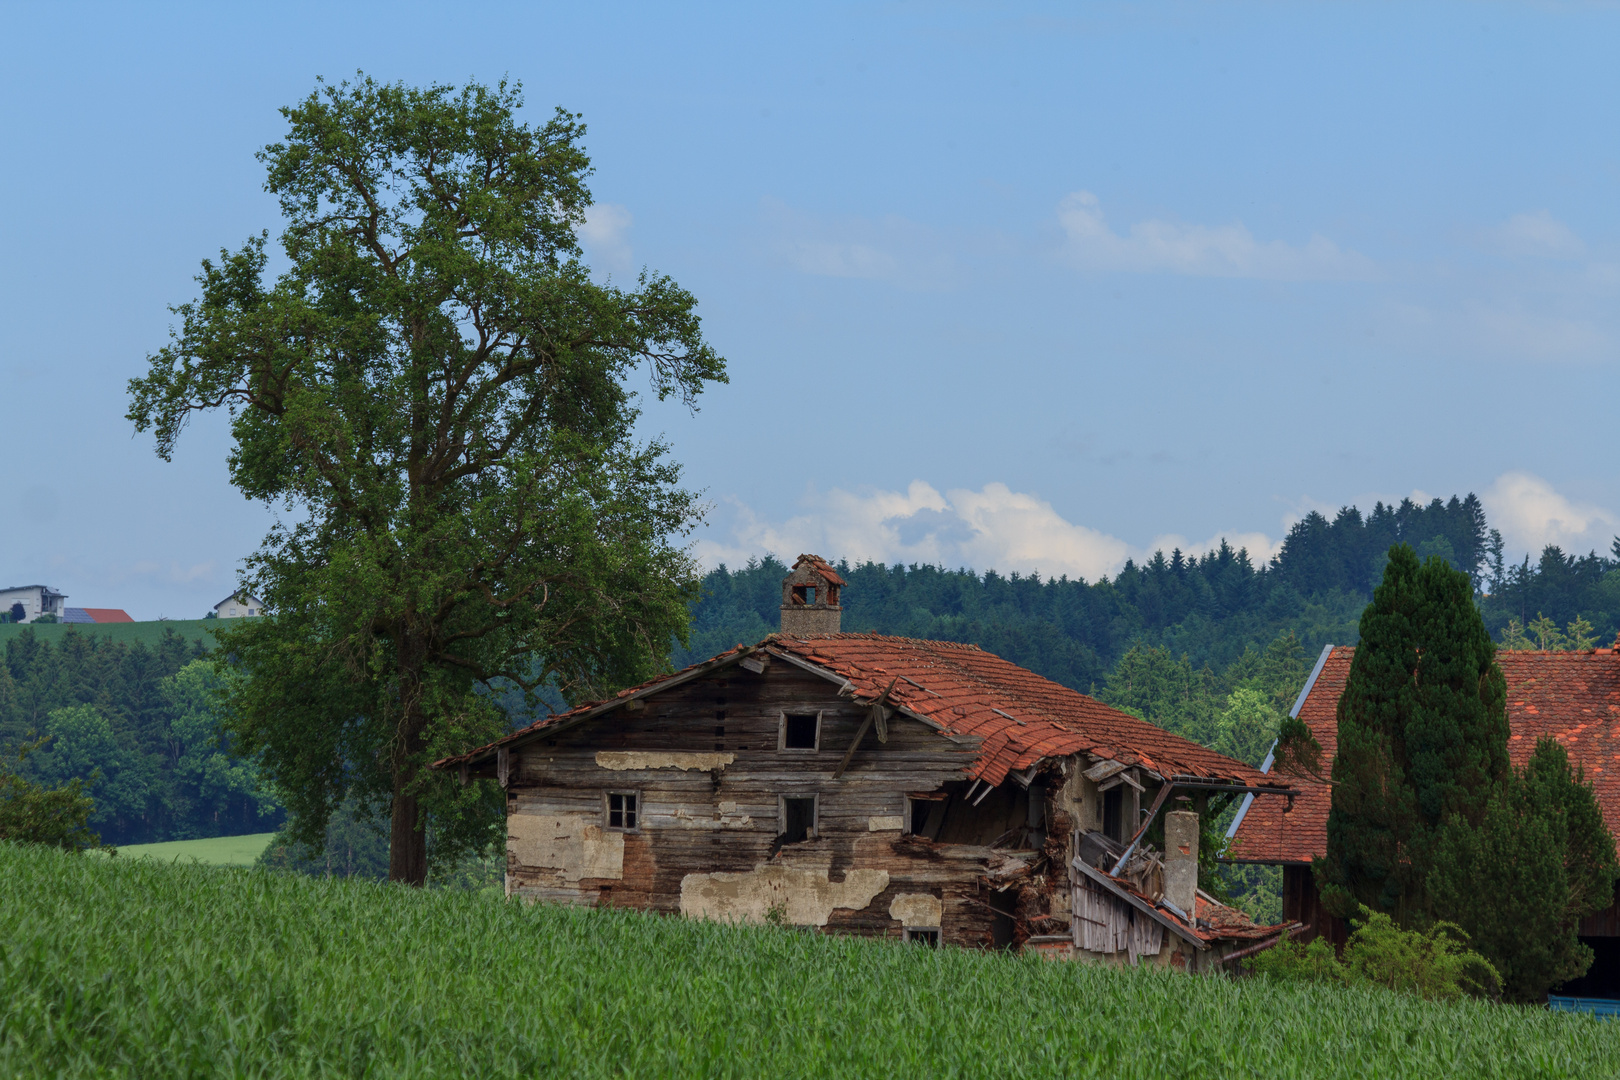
left=1315, top=544, right=1509, bottom=922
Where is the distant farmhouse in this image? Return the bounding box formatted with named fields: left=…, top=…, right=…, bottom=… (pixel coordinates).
left=0, top=584, right=68, bottom=623
left=213, top=592, right=264, bottom=618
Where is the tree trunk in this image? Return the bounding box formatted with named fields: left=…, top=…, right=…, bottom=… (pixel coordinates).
left=389, top=783, right=428, bottom=885
left=389, top=626, right=431, bottom=886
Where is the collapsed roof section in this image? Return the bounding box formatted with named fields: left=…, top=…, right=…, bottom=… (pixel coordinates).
left=434, top=631, right=1273, bottom=790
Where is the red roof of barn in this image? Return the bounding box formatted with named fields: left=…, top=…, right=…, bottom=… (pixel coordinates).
left=433, top=632, right=1271, bottom=789
left=1227, top=646, right=1620, bottom=865
left=82, top=608, right=133, bottom=623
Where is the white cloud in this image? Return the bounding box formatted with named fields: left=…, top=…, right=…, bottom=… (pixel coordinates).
left=577, top=203, right=634, bottom=273
left=1481, top=471, right=1619, bottom=556
left=1485, top=210, right=1585, bottom=259
left=694, top=481, right=1280, bottom=581
left=1056, top=191, right=1375, bottom=280
left=762, top=198, right=961, bottom=291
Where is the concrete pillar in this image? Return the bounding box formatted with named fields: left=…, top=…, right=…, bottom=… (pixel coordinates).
left=1163, top=809, right=1199, bottom=917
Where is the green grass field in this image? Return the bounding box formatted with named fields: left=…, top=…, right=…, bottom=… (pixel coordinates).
left=0, top=618, right=217, bottom=648
left=114, top=832, right=277, bottom=866
left=2, top=845, right=1615, bottom=1077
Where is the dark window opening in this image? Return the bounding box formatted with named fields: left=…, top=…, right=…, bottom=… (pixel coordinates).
left=988, top=888, right=1017, bottom=950
left=908, top=798, right=933, bottom=835
left=904, top=928, right=940, bottom=947
left=791, top=585, right=817, bottom=605
left=784, top=713, right=819, bottom=750
left=1103, top=787, right=1123, bottom=842
left=714, top=726, right=725, bottom=736
left=826, top=586, right=839, bottom=606
left=781, top=796, right=817, bottom=844
left=607, top=792, right=638, bottom=831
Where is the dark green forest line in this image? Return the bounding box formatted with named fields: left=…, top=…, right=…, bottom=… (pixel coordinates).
left=678, top=493, right=1620, bottom=687
left=6, top=492, right=1617, bottom=855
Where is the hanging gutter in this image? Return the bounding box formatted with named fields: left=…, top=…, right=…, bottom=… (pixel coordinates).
left=1225, top=643, right=1334, bottom=842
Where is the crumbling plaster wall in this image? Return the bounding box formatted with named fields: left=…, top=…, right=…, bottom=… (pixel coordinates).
left=1058, top=759, right=1102, bottom=834
left=680, top=866, right=891, bottom=925
left=502, top=664, right=989, bottom=942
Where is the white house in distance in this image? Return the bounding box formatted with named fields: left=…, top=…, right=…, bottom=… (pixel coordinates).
left=0, top=584, right=68, bottom=623
left=214, top=591, right=265, bottom=618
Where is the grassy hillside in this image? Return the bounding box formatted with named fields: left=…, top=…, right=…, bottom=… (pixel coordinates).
left=0, top=618, right=217, bottom=648
left=2, top=844, right=1613, bottom=1078
left=114, top=832, right=277, bottom=866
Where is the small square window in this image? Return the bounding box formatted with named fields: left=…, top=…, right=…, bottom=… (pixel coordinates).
left=791, top=585, right=817, bottom=605
left=782, top=712, right=820, bottom=750
left=903, top=928, right=940, bottom=947
left=607, top=791, right=639, bottom=831
left=780, top=795, right=817, bottom=844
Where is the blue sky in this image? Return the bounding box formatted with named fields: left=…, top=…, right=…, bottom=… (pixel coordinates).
left=3, top=2, right=1619, bottom=618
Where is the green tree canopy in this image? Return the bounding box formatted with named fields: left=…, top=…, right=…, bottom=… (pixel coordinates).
left=30, top=705, right=152, bottom=835
left=163, top=660, right=279, bottom=838
left=1315, top=544, right=1509, bottom=922
left=0, top=737, right=102, bottom=851
left=127, top=75, right=726, bottom=883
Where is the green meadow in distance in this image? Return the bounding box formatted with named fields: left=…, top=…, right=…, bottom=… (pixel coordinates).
left=112, top=832, right=277, bottom=866
left=0, top=619, right=218, bottom=648
left=2, top=843, right=1615, bottom=1078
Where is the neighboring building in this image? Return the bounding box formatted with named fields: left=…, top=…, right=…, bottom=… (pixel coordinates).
left=1227, top=643, right=1620, bottom=996
left=213, top=592, right=264, bottom=618
left=0, top=584, right=67, bottom=623
left=436, top=554, right=1296, bottom=967
left=63, top=608, right=133, bottom=624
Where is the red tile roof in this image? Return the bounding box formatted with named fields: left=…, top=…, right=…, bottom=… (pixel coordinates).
left=1228, top=647, right=1620, bottom=864
left=434, top=632, right=1270, bottom=790
left=82, top=608, right=133, bottom=623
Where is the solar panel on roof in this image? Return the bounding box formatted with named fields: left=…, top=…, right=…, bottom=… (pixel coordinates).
left=62, top=608, right=94, bottom=623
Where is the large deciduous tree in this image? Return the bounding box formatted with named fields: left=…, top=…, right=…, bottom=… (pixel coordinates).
left=1314, top=544, right=1509, bottom=922
left=128, top=76, right=726, bottom=884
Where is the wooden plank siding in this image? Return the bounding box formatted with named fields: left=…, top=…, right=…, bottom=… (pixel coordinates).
left=503, top=664, right=1031, bottom=947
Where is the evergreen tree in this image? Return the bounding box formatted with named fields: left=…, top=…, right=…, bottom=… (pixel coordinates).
left=1315, top=544, right=1509, bottom=923
left=1428, top=738, right=1620, bottom=1002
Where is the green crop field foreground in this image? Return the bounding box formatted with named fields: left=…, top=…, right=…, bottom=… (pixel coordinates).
left=2, top=844, right=1615, bottom=1079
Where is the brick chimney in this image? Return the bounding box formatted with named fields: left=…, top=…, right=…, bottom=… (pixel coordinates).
left=780, top=554, right=844, bottom=636
left=1163, top=809, right=1199, bottom=918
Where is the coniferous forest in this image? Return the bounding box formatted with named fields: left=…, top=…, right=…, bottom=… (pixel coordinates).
left=681, top=494, right=1620, bottom=684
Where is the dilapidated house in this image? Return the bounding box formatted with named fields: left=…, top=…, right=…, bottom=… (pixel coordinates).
left=1227, top=643, right=1620, bottom=995
left=437, top=555, right=1297, bottom=967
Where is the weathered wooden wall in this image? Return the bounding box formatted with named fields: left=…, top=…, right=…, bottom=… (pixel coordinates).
left=504, top=662, right=1053, bottom=947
